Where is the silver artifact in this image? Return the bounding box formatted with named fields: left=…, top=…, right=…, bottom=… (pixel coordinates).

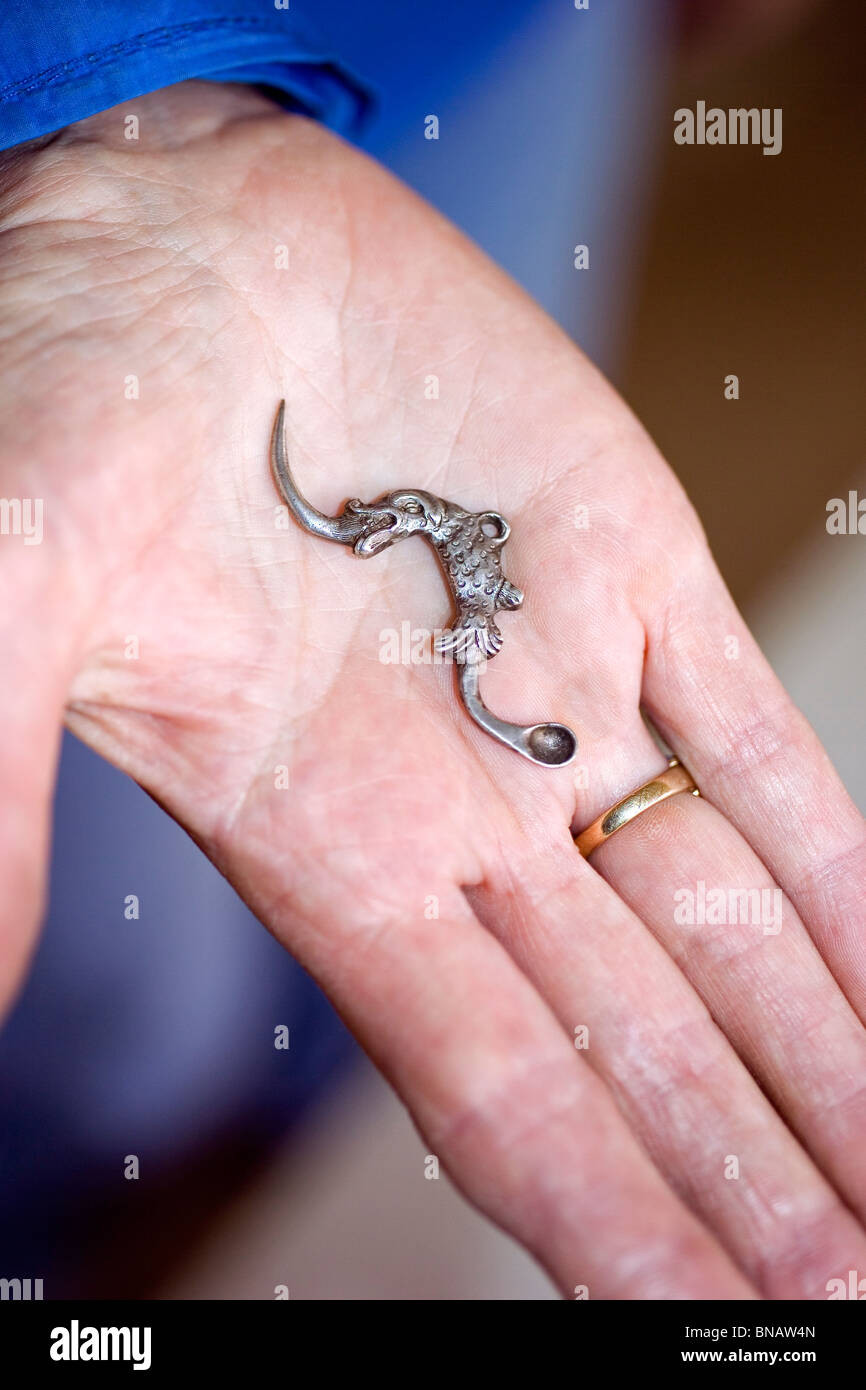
left=271, top=401, right=577, bottom=767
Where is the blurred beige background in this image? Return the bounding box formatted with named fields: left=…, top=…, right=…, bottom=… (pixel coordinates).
left=163, top=1, right=865, bottom=1300
left=625, top=0, right=865, bottom=610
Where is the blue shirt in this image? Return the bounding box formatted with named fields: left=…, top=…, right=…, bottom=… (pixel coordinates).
left=0, top=0, right=372, bottom=149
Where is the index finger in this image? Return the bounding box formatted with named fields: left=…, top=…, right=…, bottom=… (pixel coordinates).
left=252, top=861, right=755, bottom=1300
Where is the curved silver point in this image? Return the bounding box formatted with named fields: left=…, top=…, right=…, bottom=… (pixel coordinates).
left=270, top=400, right=365, bottom=545
left=458, top=662, right=577, bottom=767
left=270, top=399, right=577, bottom=770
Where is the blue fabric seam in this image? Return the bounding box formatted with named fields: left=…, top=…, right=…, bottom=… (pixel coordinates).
left=0, top=17, right=339, bottom=103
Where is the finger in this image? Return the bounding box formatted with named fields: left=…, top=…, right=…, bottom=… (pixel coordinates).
left=641, top=560, right=866, bottom=1017
left=72, top=619, right=753, bottom=1299
left=470, top=765, right=866, bottom=1298
left=238, top=852, right=754, bottom=1299
left=585, top=738, right=866, bottom=1251
left=0, top=556, right=69, bottom=1013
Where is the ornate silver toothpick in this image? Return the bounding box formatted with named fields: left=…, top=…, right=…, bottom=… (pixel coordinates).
left=270, top=401, right=576, bottom=766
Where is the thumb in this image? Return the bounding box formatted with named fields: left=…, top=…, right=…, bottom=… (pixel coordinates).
left=0, top=544, right=72, bottom=1016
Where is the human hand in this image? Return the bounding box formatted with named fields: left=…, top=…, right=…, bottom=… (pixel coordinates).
left=2, top=81, right=865, bottom=1298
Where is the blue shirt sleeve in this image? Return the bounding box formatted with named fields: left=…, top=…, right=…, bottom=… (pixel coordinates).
left=0, top=0, right=373, bottom=151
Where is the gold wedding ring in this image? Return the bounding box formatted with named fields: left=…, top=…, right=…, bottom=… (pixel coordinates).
left=574, top=757, right=700, bottom=859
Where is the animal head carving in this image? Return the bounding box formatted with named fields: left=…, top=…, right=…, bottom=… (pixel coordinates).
left=347, top=489, right=446, bottom=556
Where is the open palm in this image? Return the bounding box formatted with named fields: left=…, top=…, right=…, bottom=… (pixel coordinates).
left=3, top=81, right=866, bottom=1299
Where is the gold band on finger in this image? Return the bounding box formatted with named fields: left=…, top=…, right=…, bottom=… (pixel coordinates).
left=574, top=757, right=700, bottom=859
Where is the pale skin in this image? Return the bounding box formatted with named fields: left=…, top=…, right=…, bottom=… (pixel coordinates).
left=1, top=82, right=865, bottom=1299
